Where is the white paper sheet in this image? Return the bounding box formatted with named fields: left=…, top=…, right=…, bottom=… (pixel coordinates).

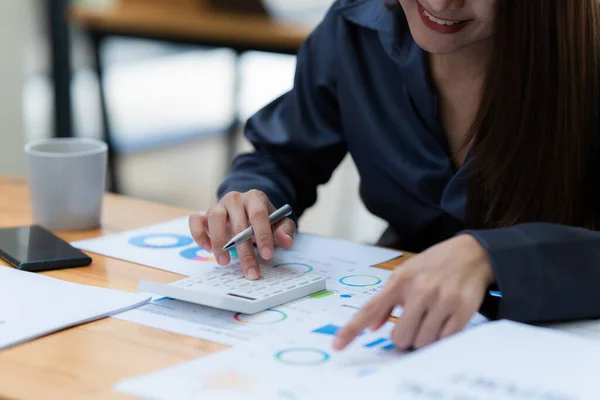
left=320, top=320, right=600, bottom=400
left=115, top=252, right=397, bottom=346
left=115, top=308, right=404, bottom=400
left=72, top=217, right=402, bottom=277
left=0, top=267, right=151, bottom=350
left=548, top=319, right=600, bottom=341
left=114, top=241, right=487, bottom=346
left=116, top=294, right=357, bottom=347
left=115, top=308, right=489, bottom=400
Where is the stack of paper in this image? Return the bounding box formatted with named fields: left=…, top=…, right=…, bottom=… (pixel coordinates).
left=72, top=217, right=410, bottom=346
left=0, top=267, right=151, bottom=350
left=114, top=309, right=491, bottom=400
left=116, top=318, right=600, bottom=400
left=323, top=320, right=600, bottom=400
left=113, top=249, right=401, bottom=347
left=71, top=217, right=403, bottom=277
left=65, top=217, right=600, bottom=400
left=115, top=308, right=399, bottom=400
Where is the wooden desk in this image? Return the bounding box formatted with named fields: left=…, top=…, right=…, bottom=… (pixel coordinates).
left=0, top=176, right=413, bottom=399
left=70, top=0, right=310, bottom=54
left=67, top=0, right=312, bottom=193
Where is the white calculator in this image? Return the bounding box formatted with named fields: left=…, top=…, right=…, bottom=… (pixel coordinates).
left=138, top=265, right=326, bottom=314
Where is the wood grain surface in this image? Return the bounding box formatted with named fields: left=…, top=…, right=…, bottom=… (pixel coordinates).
left=0, top=177, right=412, bottom=399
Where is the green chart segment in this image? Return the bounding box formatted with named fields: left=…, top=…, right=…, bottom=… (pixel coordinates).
left=310, top=290, right=354, bottom=299
left=310, top=290, right=335, bottom=299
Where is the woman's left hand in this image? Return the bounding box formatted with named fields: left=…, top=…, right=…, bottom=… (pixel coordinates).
left=333, top=234, right=495, bottom=351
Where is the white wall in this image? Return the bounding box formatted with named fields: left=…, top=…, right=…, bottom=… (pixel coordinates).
left=0, top=1, right=29, bottom=176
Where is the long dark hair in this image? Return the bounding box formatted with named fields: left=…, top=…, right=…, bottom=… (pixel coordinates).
left=388, top=0, right=600, bottom=230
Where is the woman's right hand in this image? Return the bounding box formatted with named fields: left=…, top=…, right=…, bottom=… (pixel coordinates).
left=189, top=190, right=296, bottom=280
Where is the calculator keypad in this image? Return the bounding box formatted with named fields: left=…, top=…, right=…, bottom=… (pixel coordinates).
left=170, top=267, right=323, bottom=301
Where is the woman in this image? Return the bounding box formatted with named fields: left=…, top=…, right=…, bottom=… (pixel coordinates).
left=189, top=0, right=600, bottom=350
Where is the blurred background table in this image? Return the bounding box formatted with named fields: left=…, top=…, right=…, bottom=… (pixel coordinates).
left=63, top=0, right=311, bottom=192
left=0, top=0, right=404, bottom=264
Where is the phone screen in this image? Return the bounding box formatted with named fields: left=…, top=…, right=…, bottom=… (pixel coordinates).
left=0, top=225, right=91, bottom=271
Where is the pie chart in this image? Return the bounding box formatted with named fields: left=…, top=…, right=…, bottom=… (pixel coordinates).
left=274, top=348, right=330, bottom=366
left=128, top=234, right=194, bottom=249
left=272, top=263, right=313, bottom=274
left=233, top=309, right=288, bottom=324
left=338, top=275, right=382, bottom=287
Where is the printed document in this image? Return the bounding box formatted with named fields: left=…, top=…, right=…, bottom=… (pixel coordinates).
left=0, top=267, right=151, bottom=350
left=115, top=251, right=396, bottom=346
left=115, top=308, right=489, bottom=400
left=321, top=320, right=600, bottom=400
left=72, top=217, right=402, bottom=277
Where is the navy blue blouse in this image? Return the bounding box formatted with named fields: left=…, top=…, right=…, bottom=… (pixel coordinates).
left=218, top=0, right=600, bottom=324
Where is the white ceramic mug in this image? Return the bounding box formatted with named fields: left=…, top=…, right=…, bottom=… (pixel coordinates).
left=25, top=138, right=108, bottom=231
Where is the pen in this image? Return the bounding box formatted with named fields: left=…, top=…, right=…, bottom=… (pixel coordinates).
left=222, top=204, right=293, bottom=251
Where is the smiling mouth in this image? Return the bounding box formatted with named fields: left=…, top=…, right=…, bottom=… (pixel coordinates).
left=417, top=2, right=472, bottom=34
left=422, top=7, right=464, bottom=25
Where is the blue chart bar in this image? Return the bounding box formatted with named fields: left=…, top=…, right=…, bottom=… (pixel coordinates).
left=382, top=343, right=396, bottom=351
left=312, top=324, right=341, bottom=336
left=154, top=297, right=169, bottom=302
left=357, top=368, right=377, bottom=377
left=364, top=338, right=388, bottom=348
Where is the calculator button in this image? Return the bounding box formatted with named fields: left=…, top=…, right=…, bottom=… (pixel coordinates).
left=141, top=263, right=327, bottom=314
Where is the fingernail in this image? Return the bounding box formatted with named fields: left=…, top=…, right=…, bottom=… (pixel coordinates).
left=218, top=255, right=229, bottom=265
left=333, top=337, right=343, bottom=350
left=260, top=246, right=272, bottom=259
left=247, top=268, right=259, bottom=280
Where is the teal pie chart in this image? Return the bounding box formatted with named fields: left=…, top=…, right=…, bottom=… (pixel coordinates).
left=128, top=234, right=193, bottom=249
left=274, top=348, right=330, bottom=366
left=338, top=275, right=382, bottom=287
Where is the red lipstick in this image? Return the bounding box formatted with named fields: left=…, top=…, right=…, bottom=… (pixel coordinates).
left=418, top=2, right=471, bottom=34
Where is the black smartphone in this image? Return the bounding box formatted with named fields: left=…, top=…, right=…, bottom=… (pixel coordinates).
left=0, top=225, right=92, bottom=272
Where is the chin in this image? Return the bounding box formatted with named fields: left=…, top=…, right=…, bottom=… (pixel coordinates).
left=409, top=26, right=470, bottom=55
